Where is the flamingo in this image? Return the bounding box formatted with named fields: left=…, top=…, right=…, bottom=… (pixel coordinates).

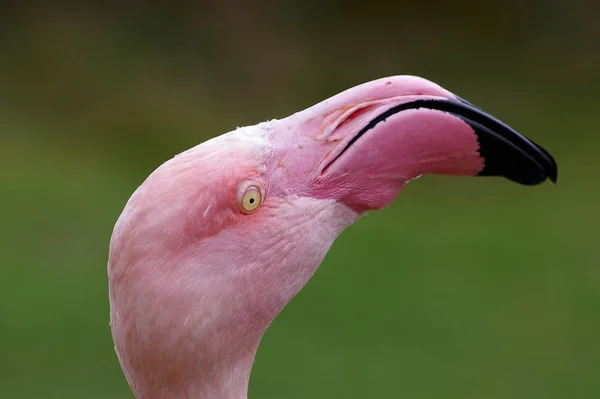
left=108, top=76, right=557, bottom=399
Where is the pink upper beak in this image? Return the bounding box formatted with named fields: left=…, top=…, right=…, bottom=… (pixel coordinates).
left=269, top=76, right=557, bottom=212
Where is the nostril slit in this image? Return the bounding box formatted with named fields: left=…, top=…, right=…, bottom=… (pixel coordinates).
left=335, top=104, right=378, bottom=132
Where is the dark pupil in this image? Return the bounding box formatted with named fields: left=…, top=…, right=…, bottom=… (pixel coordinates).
left=249, top=198, right=255, bottom=204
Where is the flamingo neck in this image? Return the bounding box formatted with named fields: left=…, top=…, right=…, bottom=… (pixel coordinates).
left=125, top=346, right=257, bottom=399
left=174, top=354, right=254, bottom=399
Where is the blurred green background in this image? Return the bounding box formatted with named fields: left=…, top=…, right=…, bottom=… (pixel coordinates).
left=1, top=2, right=598, bottom=398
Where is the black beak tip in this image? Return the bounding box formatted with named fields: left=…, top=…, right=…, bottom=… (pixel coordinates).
left=479, top=134, right=558, bottom=186
left=473, top=131, right=558, bottom=187
left=454, top=95, right=558, bottom=187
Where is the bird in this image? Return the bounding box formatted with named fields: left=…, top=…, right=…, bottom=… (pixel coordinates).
left=108, top=75, right=557, bottom=399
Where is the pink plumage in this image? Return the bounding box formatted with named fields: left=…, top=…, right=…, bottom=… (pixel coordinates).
left=108, top=76, right=556, bottom=398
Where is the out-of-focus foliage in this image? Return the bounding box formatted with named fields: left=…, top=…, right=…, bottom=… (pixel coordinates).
left=1, top=2, right=598, bottom=398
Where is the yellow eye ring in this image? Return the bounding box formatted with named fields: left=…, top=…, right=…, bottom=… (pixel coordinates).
left=240, top=186, right=262, bottom=213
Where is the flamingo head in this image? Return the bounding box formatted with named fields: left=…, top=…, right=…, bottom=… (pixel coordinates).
left=108, top=76, right=557, bottom=398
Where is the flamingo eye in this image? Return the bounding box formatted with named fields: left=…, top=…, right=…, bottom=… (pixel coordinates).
left=240, top=186, right=262, bottom=213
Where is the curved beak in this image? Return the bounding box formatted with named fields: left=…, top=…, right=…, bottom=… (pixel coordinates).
left=326, top=97, right=557, bottom=186
left=270, top=76, right=558, bottom=211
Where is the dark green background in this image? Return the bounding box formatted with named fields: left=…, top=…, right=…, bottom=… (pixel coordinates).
left=1, top=2, right=598, bottom=398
